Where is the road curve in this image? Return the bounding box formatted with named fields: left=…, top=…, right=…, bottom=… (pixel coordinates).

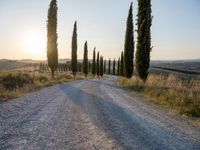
left=0, top=76, right=200, bottom=150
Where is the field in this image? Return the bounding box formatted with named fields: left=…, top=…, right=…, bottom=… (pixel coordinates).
left=116, top=60, right=200, bottom=126
left=117, top=74, right=200, bottom=117
left=150, top=60, right=200, bottom=79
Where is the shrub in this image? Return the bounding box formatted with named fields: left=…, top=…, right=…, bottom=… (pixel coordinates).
left=1, top=74, right=18, bottom=90
left=1, top=73, right=33, bottom=90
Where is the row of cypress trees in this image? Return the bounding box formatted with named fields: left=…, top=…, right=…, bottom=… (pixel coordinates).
left=123, top=1, right=152, bottom=81
left=91, top=48, right=105, bottom=77
left=71, top=22, right=107, bottom=77
left=82, top=42, right=105, bottom=77
left=47, top=0, right=105, bottom=78
left=47, top=0, right=152, bottom=81
left=74, top=58, right=121, bottom=76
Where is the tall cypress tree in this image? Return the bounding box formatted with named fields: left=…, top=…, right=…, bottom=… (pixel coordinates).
left=71, top=21, right=78, bottom=76
left=136, top=0, right=152, bottom=82
left=88, top=61, right=91, bottom=73
left=97, top=52, right=100, bottom=77
left=100, top=56, right=104, bottom=77
left=108, top=59, right=111, bottom=75
left=104, top=60, right=106, bottom=74
left=124, top=2, right=134, bottom=78
left=92, top=48, right=96, bottom=76
left=118, top=58, right=120, bottom=76
left=120, top=51, right=124, bottom=76
left=83, top=41, right=88, bottom=77
left=47, top=0, right=58, bottom=79
left=113, top=59, right=116, bottom=75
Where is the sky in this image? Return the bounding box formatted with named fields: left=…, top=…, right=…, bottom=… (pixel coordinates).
left=0, top=0, right=199, bottom=60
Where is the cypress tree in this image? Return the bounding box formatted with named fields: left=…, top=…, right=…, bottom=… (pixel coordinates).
left=100, top=56, right=104, bottom=77
left=83, top=41, right=88, bottom=77
left=92, top=48, right=96, bottom=76
left=120, top=51, right=124, bottom=76
left=124, top=2, right=134, bottom=78
left=108, top=59, right=111, bottom=75
left=97, top=52, right=100, bottom=77
left=88, top=61, right=91, bottom=73
left=136, top=0, right=152, bottom=82
left=47, top=0, right=58, bottom=79
left=118, top=58, right=120, bottom=76
left=104, top=60, right=106, bottom=74
left=113, top=59, right=116, bottom=75
left=71, top=21, right=78, bottom=76
left=79, top=63, right=82, bottom=72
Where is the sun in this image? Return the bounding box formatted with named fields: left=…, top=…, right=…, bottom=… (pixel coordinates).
left=22, top=29, right=46, bottom=59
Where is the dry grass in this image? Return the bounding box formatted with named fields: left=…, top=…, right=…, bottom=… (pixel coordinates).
left=117, top=74, right=200, bottom=117
left=0, top=71, right=93, bottom=101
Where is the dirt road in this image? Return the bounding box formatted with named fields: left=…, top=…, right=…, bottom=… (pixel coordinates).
left=0, top=76, right=199, bottom=150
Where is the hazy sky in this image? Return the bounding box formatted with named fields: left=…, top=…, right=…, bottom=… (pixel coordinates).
left=0, top=0, right=199, bottom=60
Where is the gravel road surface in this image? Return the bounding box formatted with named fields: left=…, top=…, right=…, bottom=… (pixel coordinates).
left=0, top=76, right=200, bottom=150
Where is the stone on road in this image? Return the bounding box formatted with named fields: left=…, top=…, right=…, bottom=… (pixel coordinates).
left=0, top=76, right=200, bottom=150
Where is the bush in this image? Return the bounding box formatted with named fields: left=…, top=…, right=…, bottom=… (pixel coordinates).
left=1, top=73, right=33, bottom=90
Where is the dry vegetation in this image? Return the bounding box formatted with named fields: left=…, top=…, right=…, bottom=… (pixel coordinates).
left=0, top=71, right=91, bottom=101
left=117, top=74, right=200, bottom=118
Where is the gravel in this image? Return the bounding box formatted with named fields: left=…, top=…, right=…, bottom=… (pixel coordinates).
left=0, top=76, right=199, bottom=150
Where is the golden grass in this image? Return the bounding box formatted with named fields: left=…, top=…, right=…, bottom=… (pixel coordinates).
left=0, top=71, right=93, bottom=101
left=117, top=74, right=200, bottom=117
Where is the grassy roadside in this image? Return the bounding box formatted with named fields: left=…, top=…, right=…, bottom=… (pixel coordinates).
left=0, top=71, right=92, bottom=101
left=116, top=74, right=200, bottom=125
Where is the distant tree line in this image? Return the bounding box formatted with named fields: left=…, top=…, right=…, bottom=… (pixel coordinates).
left=46, top=0, right=152, bottom=81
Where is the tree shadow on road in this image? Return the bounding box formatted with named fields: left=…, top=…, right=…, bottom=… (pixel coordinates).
left=58, top=83, right=198, bottom=150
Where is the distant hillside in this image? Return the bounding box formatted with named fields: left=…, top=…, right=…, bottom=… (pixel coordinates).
left=0, top=59, right=71, bottom=71
left=0, top=59, right=33, bottom=71
left=151, top=60, right=200, bottom=72
left=1, top=58, right=200, bottom=73
left=150, top=59, right=200, bottom=78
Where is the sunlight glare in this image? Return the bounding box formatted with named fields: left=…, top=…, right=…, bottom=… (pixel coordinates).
left=22, top=29, right=46, bottom=59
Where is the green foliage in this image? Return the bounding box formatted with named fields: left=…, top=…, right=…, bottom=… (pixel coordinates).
left=97, top=52, right=100, bottom=76
left=47, top=0, right=58, bottom=78
left=71, top=21, right=78, bottom=76
left=83, top=41, right=88, bottom=76
left=124, top=2, right=134, bottom=78
left=117, top=58, right=120, bottom=76
left=92, top=48, right=96, bottom=76
left=108, top=59, right=111, bottom=74
left=113, top=59, right=116, bottom=75
left=136, top=0, right=152, bottom=82
left=88, top=61, right=91, bottom=73
left=120, top=51, right=124, bottom=76
left=104, top=60, right=106, bottom=74
left=100, top=56, right=104, bottom=77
